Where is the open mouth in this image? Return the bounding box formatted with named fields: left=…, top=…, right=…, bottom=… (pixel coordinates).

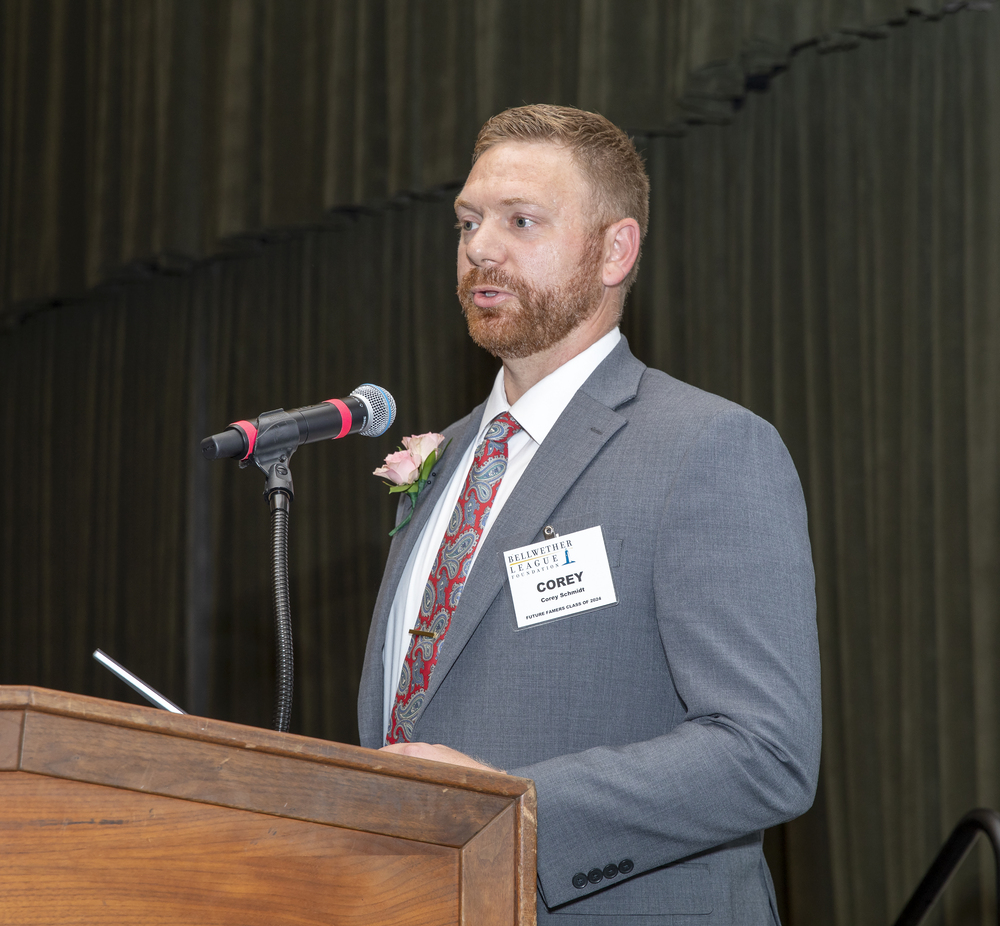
left=471, top=286, right=515, bottom=308
left=459, top=268, right=524, bottom=312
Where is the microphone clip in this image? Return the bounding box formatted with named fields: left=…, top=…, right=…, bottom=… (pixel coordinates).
left=244, top=407, right=300, bottom=505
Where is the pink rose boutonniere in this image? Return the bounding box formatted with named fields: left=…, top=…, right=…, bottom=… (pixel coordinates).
left=374, top=432, right=450, bottom=537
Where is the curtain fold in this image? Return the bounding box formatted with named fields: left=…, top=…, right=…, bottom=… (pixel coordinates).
left=0, top=0, right=966, bottom=321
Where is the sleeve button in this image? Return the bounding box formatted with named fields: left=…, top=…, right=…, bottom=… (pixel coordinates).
left=587, top=868, right=604, bottom=884
left=603, top=863, right=619, bottom=879
left=619, top=858, right=634, bottom=874
left=572, top=872, right=588, bottom=889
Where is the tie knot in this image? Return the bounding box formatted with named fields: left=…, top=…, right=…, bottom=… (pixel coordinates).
left=485, top=411, right=520, bottom=445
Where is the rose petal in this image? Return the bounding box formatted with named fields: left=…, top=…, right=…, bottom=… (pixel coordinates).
left=401, top=432, right=446, bottom=465
left=375, top=449, right=420, bottom=485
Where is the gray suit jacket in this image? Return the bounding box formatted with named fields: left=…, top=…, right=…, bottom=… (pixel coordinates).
left=358, top=338, right=821, bottom=924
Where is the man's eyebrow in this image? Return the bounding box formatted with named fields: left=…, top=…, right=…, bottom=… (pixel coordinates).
left=454, top=196, right=546, bottom=212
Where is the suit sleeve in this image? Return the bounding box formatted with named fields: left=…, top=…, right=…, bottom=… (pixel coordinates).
left=508, top=406, right=822, bottom=909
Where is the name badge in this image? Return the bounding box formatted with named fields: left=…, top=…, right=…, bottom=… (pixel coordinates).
left=503, top=526, right=617, bottom=629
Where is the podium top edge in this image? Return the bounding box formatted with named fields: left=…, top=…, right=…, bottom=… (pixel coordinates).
left=0, top=685, right=534, bottom=799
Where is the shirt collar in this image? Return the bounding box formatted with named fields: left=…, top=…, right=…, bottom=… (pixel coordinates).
left=478, top=328, right=621, bottom=445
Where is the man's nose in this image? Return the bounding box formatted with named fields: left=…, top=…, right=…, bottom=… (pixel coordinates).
left=467, top=220, right=505, bottom=266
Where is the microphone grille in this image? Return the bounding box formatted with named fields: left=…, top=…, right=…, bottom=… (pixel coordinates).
left=351, top=384, right=396, bottom=437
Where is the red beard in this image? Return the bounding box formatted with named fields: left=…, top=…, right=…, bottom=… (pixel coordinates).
left=457, top=236, right=605, bottom=360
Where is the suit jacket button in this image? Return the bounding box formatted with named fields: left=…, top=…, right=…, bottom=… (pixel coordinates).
left=587, top=868, right=604, bottom=884
left=619, top=858, right=634, bottom=874
left=603, top=863, right=619, bottom=879
left=572, top=872, right=588, bottom=889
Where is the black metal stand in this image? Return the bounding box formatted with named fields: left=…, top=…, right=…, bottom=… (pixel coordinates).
left=269, top=489, right=294, bottom=733
left=245, top=408, right=301, bottom=733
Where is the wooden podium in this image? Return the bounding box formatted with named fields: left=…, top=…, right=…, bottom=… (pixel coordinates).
left=0, top=687, right=536, bottom=925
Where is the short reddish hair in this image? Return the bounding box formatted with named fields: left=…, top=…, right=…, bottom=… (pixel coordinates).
left=473, top=104, right=650, bottom=293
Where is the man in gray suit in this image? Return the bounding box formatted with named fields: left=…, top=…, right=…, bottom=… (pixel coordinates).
left=359, top=104, right=821, bottom=924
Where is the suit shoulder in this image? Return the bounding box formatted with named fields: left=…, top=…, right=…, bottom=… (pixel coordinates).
left=632, top=368, right=773, bottom=435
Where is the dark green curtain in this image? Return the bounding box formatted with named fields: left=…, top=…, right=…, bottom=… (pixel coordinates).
left=0, top=0, right=967, bottom=321
left=2, top=5, right=998, bottom=926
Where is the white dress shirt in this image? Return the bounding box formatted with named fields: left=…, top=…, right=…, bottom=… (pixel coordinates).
left=381, top=328, right=621, bottom=739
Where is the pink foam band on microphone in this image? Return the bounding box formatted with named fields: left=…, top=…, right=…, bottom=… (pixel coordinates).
left=230, top=420, right=258, bottom=460
left=323, top=398, right=352, bottom=439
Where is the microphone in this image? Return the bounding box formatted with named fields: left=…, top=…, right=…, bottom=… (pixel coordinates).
left=200, top=383, right=396, bottom=461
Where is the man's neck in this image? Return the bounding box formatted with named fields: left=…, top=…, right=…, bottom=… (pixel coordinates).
left=501, top=293, right=621, bottom=405
left=501, top=312, right=618, bottom=405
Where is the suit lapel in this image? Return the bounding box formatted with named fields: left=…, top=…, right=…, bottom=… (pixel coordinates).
left=357, top=404, right=484, bottom=744
left=412, top=339, right=646, bottom=723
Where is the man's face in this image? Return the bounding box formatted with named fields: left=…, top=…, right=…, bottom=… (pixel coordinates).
left=454, top=141, right=607, bottom=360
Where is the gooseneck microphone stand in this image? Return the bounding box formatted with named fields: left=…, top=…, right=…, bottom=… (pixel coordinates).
left=201, top=385, right=396, bottom=734
left=241, top=407, right=301, bottom=733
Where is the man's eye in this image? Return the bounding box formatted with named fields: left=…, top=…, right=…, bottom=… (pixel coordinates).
left=514, top=217, right=534, bottom=228
left=457, top=219, right=479, bottom=232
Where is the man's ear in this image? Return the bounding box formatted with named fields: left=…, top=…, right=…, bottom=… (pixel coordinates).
left=601, top=218, right=641, bottom=288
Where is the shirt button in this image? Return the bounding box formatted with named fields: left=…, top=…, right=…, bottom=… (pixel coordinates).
left=587, top=868, right=604, bottom=884
left=572, top=872, right=588, bottom=889
left=619, top=858, right=634, bottom=874
left=603, top=863, right=619, bottom=879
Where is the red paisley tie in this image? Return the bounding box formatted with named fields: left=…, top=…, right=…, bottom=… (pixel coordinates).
left=386, top=412, right=521, bottom=744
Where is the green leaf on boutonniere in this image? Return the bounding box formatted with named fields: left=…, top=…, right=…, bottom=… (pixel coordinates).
left=418, top=439, right=450, bottom=485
